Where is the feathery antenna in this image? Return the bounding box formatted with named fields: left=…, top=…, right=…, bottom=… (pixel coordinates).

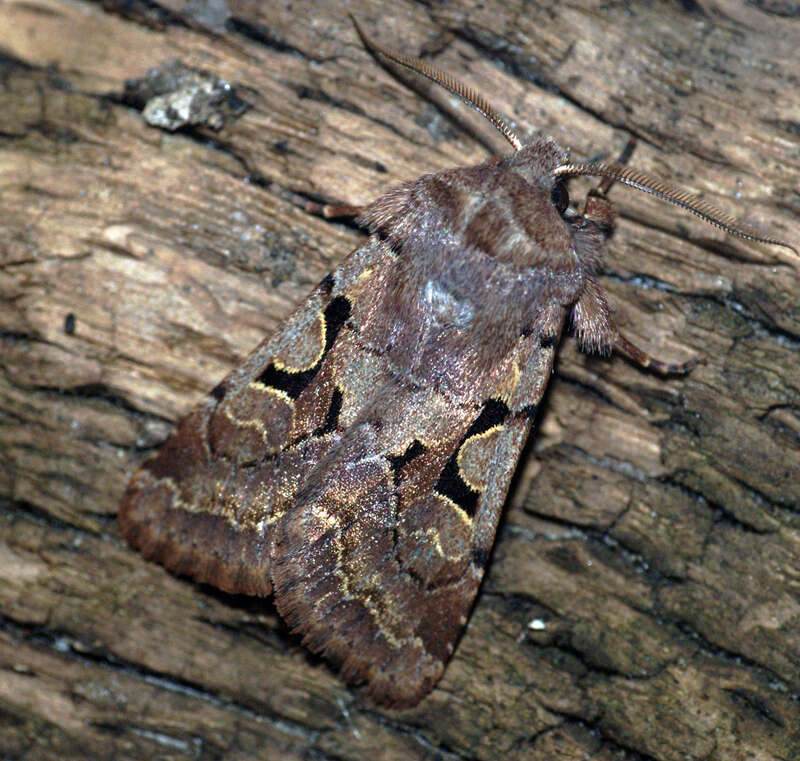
left=554, top=161, right=798, bottom=256
left=351, top=15, right=522, bottom=152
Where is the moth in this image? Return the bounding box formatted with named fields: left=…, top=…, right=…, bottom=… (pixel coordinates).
left=118, top=20, right=796, bottom=707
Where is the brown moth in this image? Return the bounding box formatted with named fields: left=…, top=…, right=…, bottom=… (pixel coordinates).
left=118, top=20, right=796, bottom=707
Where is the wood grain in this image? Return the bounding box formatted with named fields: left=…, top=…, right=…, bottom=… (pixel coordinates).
left=1, top=1, right=798, bottom=758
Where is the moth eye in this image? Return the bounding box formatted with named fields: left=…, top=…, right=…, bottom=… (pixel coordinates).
left=550, top=182, right=569, bottom=214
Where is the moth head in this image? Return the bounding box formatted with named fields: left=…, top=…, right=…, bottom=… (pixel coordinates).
left=353, top=16, right=797, bottom=259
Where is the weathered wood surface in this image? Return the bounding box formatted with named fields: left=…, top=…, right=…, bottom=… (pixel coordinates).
left=1, top=1, right=799, bottom=759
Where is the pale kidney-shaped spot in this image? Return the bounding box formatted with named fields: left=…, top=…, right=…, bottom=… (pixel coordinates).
left=457, top=426, right=502, bottom=492
left=272, top=312, right=325, bottom=372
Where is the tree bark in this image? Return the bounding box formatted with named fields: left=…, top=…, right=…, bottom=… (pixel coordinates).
left=1, top=1, right=798, bottom=759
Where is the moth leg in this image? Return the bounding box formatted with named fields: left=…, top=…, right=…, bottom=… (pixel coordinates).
left=572, top=278, right=704, bottom=375
left=581, top=140, right=637, bottom=227
left=574, top=139, right=704, bottom=376
left=277, top=187, right=365, bottom=219
left=589, top=139, right=637, bottom=199
left=303, top=201, right=365, bottom=219
left=571, top=276, right=616, bottom=355
left=614, top=333, right=705, bottom=375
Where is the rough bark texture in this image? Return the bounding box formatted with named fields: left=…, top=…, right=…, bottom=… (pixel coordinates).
left=1, top=1, right=799, bottom=759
